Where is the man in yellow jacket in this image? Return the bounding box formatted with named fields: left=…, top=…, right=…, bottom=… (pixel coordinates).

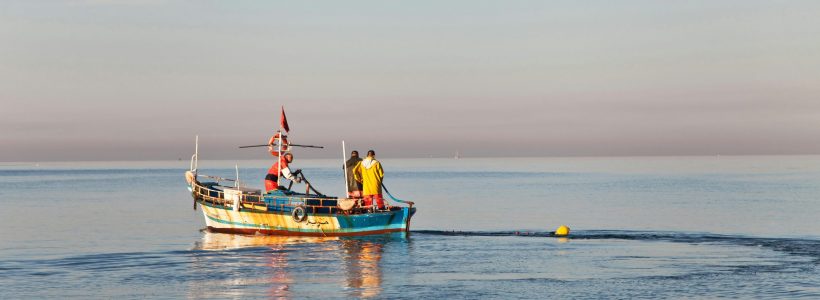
left=353, top=150, right=385, bottom=209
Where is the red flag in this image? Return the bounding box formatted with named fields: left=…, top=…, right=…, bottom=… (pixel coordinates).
left=280, top=106, right=290, bottom=132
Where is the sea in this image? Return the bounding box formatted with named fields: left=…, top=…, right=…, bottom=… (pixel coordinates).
left=1, top=156, right=819, bottom=299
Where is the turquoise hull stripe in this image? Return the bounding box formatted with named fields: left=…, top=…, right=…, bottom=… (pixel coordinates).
left=204, top=213, right=407, bottom=233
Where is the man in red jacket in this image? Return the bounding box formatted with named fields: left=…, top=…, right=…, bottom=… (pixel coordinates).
left=264, top=149, right=301, bottom=192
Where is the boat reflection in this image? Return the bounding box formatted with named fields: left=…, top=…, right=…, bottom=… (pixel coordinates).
left=188, top=232, right=405, bottom=299
left=194, top=231, right=338, bottom=250
left=341, top=239, right=384, bottom=298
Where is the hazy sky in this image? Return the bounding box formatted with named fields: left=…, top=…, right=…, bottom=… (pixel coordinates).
left=2, top=1, right=819, bottom=161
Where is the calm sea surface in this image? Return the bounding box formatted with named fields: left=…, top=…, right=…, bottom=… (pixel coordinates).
left=1, top=156, right=819, bottom=298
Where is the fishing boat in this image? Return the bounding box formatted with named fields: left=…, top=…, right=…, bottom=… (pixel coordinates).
left=183, top=109, right=416, bottom=237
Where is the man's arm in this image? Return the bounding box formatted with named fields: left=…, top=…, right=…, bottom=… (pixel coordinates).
left=352, top=162, right=363, bottom=183
left=281, top=167, right=301, bottom=182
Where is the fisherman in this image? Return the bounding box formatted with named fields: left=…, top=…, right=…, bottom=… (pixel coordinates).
left=264, top=145, right=301, bottom=192
left=344, top=150, right=363, bottom=198
left=353, top=150, right=385, bottom=209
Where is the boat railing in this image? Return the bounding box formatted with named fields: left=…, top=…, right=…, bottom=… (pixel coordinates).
left=195, top=174, right=247, bottom=189
left=191, top=179, right=342, bottom=214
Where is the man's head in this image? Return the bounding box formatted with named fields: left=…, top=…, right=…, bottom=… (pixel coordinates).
left=284, top=153, right=294, bottom=163
left=351, top=150, right=359, bottom=158
left=367, top=150, right=375, bottom=157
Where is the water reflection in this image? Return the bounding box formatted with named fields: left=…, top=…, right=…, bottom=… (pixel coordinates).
left=341, top=239, right=384, bottom=298
left=266, top=242, right=292, bottom=298
left=189, top=232, right=403, bottom=299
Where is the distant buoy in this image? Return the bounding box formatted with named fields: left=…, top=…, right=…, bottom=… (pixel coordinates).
left=554, top=225, right=570, bottom=237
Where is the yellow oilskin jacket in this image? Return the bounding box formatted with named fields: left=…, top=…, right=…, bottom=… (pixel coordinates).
left=353, top=157, right=384, bottom=196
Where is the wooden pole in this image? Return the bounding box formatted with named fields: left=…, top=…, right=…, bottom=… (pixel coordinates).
left=342, top=140, right=349, bottom=197
left=239, top=143, right=323, bottom=149
left=194, top=135, right=198, bottom=171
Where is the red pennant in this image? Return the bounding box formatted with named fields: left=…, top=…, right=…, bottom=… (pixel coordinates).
left=280, top=106, right=290, bottom=132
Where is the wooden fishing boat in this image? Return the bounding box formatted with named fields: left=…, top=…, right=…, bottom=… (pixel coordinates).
left=184, top=110, right=416, bottom=237
left=185, top=176, right=415, bottom=236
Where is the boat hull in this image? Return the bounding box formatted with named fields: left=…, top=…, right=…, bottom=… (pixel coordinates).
left=198, top=200, right=415, bottom=237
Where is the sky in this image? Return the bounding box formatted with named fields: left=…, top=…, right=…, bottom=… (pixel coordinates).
left=1, top=1, right=819, bottom=161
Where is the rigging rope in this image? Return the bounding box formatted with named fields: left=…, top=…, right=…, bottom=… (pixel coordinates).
left=380, top=182, right=414, bottom=207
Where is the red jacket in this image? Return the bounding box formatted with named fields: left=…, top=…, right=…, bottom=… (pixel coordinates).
left=267, top=155, right=288, bottom=176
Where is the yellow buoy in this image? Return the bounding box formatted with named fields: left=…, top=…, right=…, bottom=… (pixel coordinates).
left=554, top=225, right=570, bottom=237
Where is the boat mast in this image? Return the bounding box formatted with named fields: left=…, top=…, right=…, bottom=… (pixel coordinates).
left=276, top=129, right=282, bottom=188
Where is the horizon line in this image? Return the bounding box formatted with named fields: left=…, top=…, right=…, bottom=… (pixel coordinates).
left=3, top=153, right=820, bottom=164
